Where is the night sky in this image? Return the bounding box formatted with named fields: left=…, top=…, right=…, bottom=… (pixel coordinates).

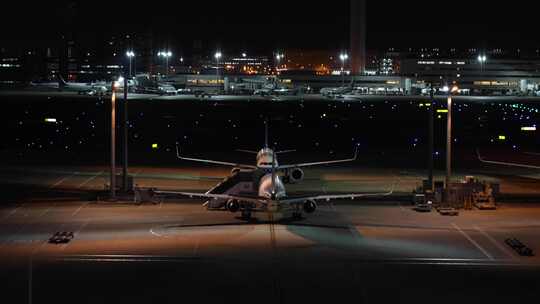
left=2, top=1, right=540, bottom=51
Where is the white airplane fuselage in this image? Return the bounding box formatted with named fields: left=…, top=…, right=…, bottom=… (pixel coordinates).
left=258, top=173, right=287, bottom=212
left=256, top=148, right=279, bottom=169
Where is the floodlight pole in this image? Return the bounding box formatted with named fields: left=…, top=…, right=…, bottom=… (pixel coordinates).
left=427, top=85, right=434, bottom=190
left=110, top=82, right=116, bottom=200
left=445, top=94, right=453, bottom=200
left=123, top=76, right=129, bottom=192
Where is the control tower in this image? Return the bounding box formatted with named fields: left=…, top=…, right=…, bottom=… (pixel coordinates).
left=350, top=0, right=367, bottom=75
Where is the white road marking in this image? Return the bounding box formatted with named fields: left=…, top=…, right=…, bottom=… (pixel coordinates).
left=39, top=207, right=51, bottom=218
left=50, top=172, right=77, bottom=189
left=452, top=223, right=494, bottom=260
left=49, top=255, right=519, bottom=266
left=77, top=171, right=103, bottom=189
left=474, top=226, right=517, bottom=260
left=150, top=228, right=163, bottom=237
left=71, top=202, right=88, bottom=217
left=1, top=205, right=22, bottom=221
left=0, top=204, right=55, bottom=247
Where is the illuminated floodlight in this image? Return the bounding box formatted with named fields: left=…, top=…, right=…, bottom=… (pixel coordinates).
left=437, top=109, right=449, bottom=113
left=339, top=53, right=349, bottom=62
left=152, top=143, right=159, bottom=149
left=158, top=51, right=172, bottom=58
left=242, top=53, right=247, bottom=58
left=441, top=86, right=450, bottom=92
left=215, top=51, right=222, bottom=60
left=521, top=126, right=537, bottom=131
left=498, top=135, right=506, bottom=141
left=477, top=55, right=487, bottom=63
left=126, top=51, right=135, bottom=58
left=44, top=118, right=57, bottom=123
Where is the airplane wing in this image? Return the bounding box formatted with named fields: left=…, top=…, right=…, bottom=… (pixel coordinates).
left=153, top=190, right=267, bottom=205
left=477, top=149, right=540, bottom=170
left=155, top=174, right=398, bottom=208
left=177, top=144, right=257, bottom=169
left=278, top=146, right=359, bottom=169
left=278, top=183, right=397, bottom=205
left=275, top=149, right=297, bottom=154
left=155, top=188, right=395, bottom=207
left=279, top=191, right=395, bottom=205
left=236, top=149, right=259, bottom=154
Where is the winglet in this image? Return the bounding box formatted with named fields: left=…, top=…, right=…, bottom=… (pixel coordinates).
left=352, top=144, right=360, bottom=161
left=57, top=74, right=67, bottom=88
left=175, top=142, right=182, bottom=159
left=476, top=148, right=485, bottom=162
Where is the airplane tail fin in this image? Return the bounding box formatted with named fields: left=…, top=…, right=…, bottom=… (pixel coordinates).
left=264, top=120, right=269, bottom=149
left=236, top=149, right=296, bottom=155
left=271, top=150, right=277, bottom=200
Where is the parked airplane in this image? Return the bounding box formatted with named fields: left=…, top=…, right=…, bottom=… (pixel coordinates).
left=157, top=150, right=395, bottom=220
left=58, top=76, right=109, bottom=95
left=176, top=124, right=359, bottom=184
left=30, top=75, right=135, bottom=95
left=29, top=80, right=60, bottom=90
left=320, top=84, right=354, bottom=98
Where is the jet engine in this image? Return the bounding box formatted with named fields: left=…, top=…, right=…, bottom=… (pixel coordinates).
left=226, top=200, right=240, bottom=213
left=286, top=168, right=304, bottom=184
left=303, top=200, right=317, bottom=214
left=231, top=167, right=241, bottom=175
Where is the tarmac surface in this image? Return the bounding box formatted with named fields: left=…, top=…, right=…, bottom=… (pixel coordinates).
left=1, top=165, right=539, bottom=303
left=2, top=90, right=540, bottom=302
left=4, top=89, right=540, bottom=103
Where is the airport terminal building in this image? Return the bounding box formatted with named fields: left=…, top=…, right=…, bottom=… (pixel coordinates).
left=3, top=44, right=540, bottom=95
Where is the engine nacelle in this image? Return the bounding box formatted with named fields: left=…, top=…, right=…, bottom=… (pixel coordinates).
left=303, top=200, right=317, bottom=214
left=286, top=168, right=304, bottom=184
left=226, top=200, right=240, bottom=213
left=231, top=167, right=241, bottom=175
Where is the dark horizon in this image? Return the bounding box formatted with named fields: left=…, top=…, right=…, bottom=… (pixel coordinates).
left=2, top=1, right=540, bottom=52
